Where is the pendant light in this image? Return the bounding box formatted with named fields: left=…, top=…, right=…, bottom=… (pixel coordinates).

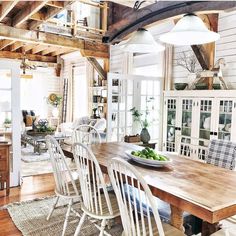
left=159, top=13, right=220, bottom=46
left=120, top=28, right=165, bottom=53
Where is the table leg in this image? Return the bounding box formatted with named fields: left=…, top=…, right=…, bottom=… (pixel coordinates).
left=202, top=221, right=221, bottom=236
left=170, top=205, right=185, bottom=232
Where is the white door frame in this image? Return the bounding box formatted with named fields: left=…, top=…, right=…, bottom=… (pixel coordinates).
left=107, top=72, right=163, bottom=146
left=0, top=59, right=21, bottom=187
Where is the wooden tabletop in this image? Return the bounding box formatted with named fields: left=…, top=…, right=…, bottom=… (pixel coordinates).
left=62, top=142, right=236, bottom=225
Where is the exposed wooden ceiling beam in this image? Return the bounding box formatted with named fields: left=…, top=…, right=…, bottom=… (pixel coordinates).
left=32, top=44, right=49, bottom=54
left=12, top=1, right=48, bottom=27
left=51, top=48, right=73, bottom=56
left=87, top=57, right=107, bottom=80
left=0, top=25, right=108, bottom=57
left=22, top=44, right=35, bottom=52
left=81, top=49, right=109, bottom=59
left=0, top=39, right=15, bottom=50
left=46, top=1, right=64, bottom=8
left=0, top=0, right=19, bottom=22
left=41, top=46, right=58, bottom=55
left=191, top=45, right=209, bottom=70
left=0, top=51, right=56, bottom=63
left=10, top=41, right=24, bottom=51
left=29, top=1, right=72, bottom=30
left=30, top=12, right=45, bottom=22
left=0, top=25, right=83, bottom=49
left=105, top=1, right=236, bottom=43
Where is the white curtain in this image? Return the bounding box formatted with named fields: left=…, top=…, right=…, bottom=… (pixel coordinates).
left=162, top=44, right=173, bottom=91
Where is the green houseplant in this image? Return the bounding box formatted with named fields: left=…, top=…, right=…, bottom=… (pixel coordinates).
left=3, top=118, right=11, bottom=128
left=130, top=97, right=155, bottom=144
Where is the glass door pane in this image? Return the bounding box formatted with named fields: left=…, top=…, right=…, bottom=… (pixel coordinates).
left=198, top=99, right=213, bottom=161
left=180, top=99, right=193, bottom=157
left=140, top=80, right=161, bottom=146
left=166, top=98, right=176, bottom=152
left=108, top=77, right=134, bottom=142
left=218, top=100, right=233, bottom=141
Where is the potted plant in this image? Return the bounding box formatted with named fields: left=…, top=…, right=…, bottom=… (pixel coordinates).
left=130, top=97, right=155, bottom=144
left=3, top=118, right=11, bottom=129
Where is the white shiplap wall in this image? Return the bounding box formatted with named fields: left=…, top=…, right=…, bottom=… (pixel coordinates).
left=215, top=11, right=236, bottom=89
left=20, top=67, right=60, bottom=118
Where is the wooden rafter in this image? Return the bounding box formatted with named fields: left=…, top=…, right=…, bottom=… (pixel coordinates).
left=41, top=47, right=58, bottom=55
left=10, top=41, right=24, bottom=51
left=0, top=39, right=15, bottom=50
left=22, top=44, right=35, bottom=53
left=46, top=1, right=64, bottom=8
left=32, top=45, right=49, bottom=54
left=0, top=0, right=19, bottom=22
left=191, top=14, right=219, bottom=70
left=50, top=48, right=72, bottom=56
left=0, top=51, right=56, bottom=63
left=81, top=49, right=109, bottom=59
left=191, top=45, right=209, bottom=70
left=30, top=12, right=45, bottom=22
left=13, top=1, right=48, bottom=27
left=29, top=1, right=72, bottom=30
left=87, top=57, right=107, bottom=80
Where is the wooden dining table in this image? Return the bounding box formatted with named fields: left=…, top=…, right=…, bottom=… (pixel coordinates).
left=62, top=142, right=236, bottom=236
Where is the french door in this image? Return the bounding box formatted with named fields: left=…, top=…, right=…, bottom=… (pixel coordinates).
left=107, top=73, right=163, bottom=148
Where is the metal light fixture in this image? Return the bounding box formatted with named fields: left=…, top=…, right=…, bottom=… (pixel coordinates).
left=20, top=53, right=36, bottom=74
left=159, top=13, right=220, bottom=46
left=120, top=28, right=165, bottom=53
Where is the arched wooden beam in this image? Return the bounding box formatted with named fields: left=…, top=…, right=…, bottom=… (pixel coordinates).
left=104, top=1, right=236, bottom=43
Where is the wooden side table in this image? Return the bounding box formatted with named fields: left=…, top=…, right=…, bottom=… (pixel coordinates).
left=124, top=140, right=157, bottom=149
left=0, top=142, right=11, bottom=195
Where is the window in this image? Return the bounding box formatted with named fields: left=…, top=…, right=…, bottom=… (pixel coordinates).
left=73, top=65, right=89, bottom=119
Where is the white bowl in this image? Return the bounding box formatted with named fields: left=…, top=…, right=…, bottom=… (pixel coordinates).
left=125, top=150, right=172, bottom=167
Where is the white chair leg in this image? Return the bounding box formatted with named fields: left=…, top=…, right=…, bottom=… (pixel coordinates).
left=99, top=219, right=107, bottom=236
left=47, top=196, right=59, bottom=221
left=107, top=219, right=112, bottom=230
left=74, top=212, right=86, bottom=236
left=62, top=199, right=73, bottom=236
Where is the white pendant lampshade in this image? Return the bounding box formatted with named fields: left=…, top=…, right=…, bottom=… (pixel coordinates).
left=159, top=13, right=220, bottom=46
left=121, top=28, right=165, bottom=53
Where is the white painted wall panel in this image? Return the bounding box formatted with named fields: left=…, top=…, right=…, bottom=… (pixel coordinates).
left=216, top=11, right=236, bottom=89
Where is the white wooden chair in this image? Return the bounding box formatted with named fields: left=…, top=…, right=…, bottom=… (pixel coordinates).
left=46, top=135, right=81, bottom=236
left=72, top=124, right=102, bottom=145
left=108, top=157, right=184, bottom=236
left=72, top=142, right=120, bottom=236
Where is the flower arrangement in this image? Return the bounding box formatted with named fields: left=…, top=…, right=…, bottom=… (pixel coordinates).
left=47, top=93, right=62, bottom=107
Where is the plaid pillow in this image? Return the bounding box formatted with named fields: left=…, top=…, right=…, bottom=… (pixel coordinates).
left=206, top=139, right=236, bottom=170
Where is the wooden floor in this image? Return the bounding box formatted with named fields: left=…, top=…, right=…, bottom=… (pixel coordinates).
left=0, top=173, right=55, bottom=236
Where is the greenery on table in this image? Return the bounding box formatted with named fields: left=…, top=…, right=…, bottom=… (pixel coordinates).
left=33, top=119, right=55, bottom=133
left=131, top=147, right=168, bottom=161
